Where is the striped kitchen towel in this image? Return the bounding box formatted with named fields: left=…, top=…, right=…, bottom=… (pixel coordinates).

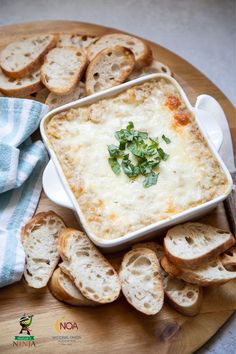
left=0, top=98, right=48, bottom=287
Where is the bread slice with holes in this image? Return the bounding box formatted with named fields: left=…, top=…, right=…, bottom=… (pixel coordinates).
left=127, top=60, right=172, bottom=81
left=0, top=34, right=57, bottom=79
left=119, top=248, right=164, bottom=315
left=58, top=34, right=98, bottom=52
left=221, top=246, right=236, bottom=271
left=0, top=69, right=43, bottom=97
left=85, top=46, right=135, bottom=95
left=87, top=33, right=152, bottom=69
left=49, top=267, right=97, bottom=306
left=21, top=211, right=66, bottom=288
left=132, top=242, right=202, bottom=316
left=163, top=276, right=203, bottom=316
left=46, top=82, right=85, bottom=110
left=164, top=222, right=235, bottom=268
left=41, top=47, right=88, bottom=95
left=161, top=255, right=236, bottom=286
left=58, top=228, right=121, bottom=303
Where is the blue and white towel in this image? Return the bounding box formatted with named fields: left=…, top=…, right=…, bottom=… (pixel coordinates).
left=0, top=98, right=48, bottom=287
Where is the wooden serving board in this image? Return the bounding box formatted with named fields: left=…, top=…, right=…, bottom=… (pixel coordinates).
left=0, top=21, right=235, bottom=354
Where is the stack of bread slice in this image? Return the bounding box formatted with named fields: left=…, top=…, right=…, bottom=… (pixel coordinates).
left=132, top=242, right=203, bottom=316
left=0, top=31, right=172, bottom=110
left=21, top=212, right=121, bottom=306
left=161, top=222, right=236, bottom=286
left=0, top=34, right=57, bottom=97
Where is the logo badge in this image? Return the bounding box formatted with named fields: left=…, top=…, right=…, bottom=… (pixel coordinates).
left=13, top=314, right=36, bottom=347
left=52, top=316, right=81, bottom=345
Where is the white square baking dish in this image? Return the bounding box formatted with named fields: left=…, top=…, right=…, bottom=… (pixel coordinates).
left=40, top=74, right=232, bottom=252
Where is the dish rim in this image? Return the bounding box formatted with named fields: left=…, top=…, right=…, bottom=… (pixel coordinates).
left=40, top=73, right=233, bottom=248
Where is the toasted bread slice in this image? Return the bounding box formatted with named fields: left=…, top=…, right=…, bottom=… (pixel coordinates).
left=87, top=33, right=152, bottom=69
left=132, top=242, right=202, bottom=316
left=164, top=222, right=235, bottom=268
left=49, top=268, right=97, bottom=306
left=0, top=69, right=43, bottom=97
left=119, top=248, right=164, bottom=315
left=85, top=46, right=135, bottom=95
left=221, top=246, right=236, bottom=271
left=58, top=34, right=98, bottom=51
left=21, top=211, right=66, bottom=288
left=163, top=276, right=203, bottom=316
left=0, top=34, right=57, bottom=78
left=46, top=82, right=85, bottom=110
left=161, top=255, right=236, bottom=286
left=41, top=46, right=88, bottom=95
left=58, top=228, right=121, bottom=303
left=127, top=60, right=172, bottom=81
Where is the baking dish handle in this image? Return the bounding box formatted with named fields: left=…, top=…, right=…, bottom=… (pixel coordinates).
left=195, top=97, right=223, bottom=151
left=42, top=159, right=74, bottom=210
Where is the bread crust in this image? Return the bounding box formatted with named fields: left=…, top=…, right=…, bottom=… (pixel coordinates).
left=58, top=228, right=121, bottom=303
left=0, top=34, right=58, bottom=79
left=0, top=81, right=44, bottom=97
left=0, top=71, right=44, bottom=97
left=164, top=224, right=235, bottom=268
left=49, top=268, right=97, bottom=306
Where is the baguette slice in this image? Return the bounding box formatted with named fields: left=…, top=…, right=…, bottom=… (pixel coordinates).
left=46, top=82, right=85, bottom=110
left=0, top=34, right=58, bottom=78
left=49, top=267, right=96, bottom=306
left=85, top=46, right=135, bottom=95
left=133, top=242, right=202, bottom=316
left=41, top=46, right=88, bottom=95
left=161, top=255, right=236, bottom=286
left=21, top=211, right=66, bottom=288
left=127, top=60, right=172, bottom=81
left=58, top=228, right=121, bottom=303
left=164, top=222, right=235, bottom=268
left=163, top=276, right=203, bottom=316
left=58, top=34, right=98, bottom=51
left=221, top=246, right=236, bottom=271
left=119, top=248, right=164, bottom=315
left=87, top=33, right=152, bottom=69
left=0, top=69, right=43, bottom=97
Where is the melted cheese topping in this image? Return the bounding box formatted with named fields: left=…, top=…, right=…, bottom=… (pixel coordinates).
left=46, top=78, right=229, bottom=240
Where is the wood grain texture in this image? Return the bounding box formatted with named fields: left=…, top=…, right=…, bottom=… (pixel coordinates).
left=0, top=20, right=235, bottom=354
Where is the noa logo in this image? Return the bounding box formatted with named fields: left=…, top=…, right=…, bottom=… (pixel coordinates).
left=55, top=317, right=79, bottom=332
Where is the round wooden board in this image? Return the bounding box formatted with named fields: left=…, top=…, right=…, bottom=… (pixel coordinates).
left=0, top=21, right=235, bottom=354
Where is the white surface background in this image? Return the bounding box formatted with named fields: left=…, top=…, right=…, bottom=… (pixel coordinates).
left=0, top=0, right=235, bottom=353
left=0, top=0, right=235, bottom=105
